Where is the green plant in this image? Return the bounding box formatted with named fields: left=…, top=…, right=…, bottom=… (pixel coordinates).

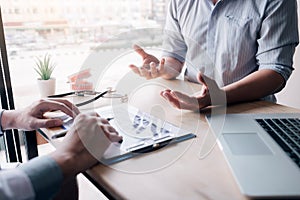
left=34, top=54, right=56, bottom=80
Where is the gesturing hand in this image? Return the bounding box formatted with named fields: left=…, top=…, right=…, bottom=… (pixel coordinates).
left=129, top=44, right=166, bottom=80
left=160, top=73, right=225, bottom=111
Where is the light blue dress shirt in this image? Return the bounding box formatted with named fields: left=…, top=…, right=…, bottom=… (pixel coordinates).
left=0, top=156, right=63, bottom=200
left=0, top=108, right=63, bottom=199
left=162, top=0, right=299, bottom=102
left=0, top=109, right=5, bottom=136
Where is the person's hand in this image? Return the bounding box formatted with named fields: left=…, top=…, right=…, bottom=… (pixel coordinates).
left=1, top=99, right=80, bottom=131
left=160, top=73, right=225, bottom=111
left=129, top=44, right=166, bottom=80
left=51, top=112, right=122, bottom=178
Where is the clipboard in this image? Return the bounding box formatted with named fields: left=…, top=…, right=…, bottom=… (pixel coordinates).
left=39, top=105, right=196, bottom=165
left=101, top=133, right=196, bottom=165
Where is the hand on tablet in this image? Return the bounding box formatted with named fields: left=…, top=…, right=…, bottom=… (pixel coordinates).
left=160, top=72, right=225, bottom=111
left=1, top=99, right=80, bottom=131
left=129, top=44, right=166, bottom=80
left=51, top=111, right=122, bottom=178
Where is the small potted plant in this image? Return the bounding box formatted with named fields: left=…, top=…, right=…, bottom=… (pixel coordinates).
left=34, top=54, right=56, bottom=97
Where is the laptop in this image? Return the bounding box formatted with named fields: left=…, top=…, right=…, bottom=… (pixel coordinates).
left=206, top=113, right=300, bottom=198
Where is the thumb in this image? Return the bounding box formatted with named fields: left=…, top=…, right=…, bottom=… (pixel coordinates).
left=197, top=72, right=210, bottom=96
left=197, top=72, right=220, bottom=90
left=197, top=72, right=207, bottom=86
left=133, top=44, right=149, bottom=59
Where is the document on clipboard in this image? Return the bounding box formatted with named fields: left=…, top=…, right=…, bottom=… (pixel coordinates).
left=39, top=105, right=196, bottom=165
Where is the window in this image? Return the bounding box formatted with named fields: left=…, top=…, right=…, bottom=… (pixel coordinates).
left=0, top=0, right=170, bottom=161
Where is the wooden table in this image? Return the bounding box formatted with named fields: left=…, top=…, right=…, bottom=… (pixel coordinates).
left=76, top=77, right=300, bottom=200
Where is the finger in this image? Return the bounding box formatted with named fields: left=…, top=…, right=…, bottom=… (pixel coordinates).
left=102, top=125, right=122, bottom=142
left=48, top=99, right=80, bottom=115
left=158, top=58, right=165, bottom=73
left=197, top=72, right=206, bottom=85
left=171, top=91, right=207, bottom=110
left=32, top=118, right=63, bottom=130
left=107, top=125, right=118, bottom=133
left=175, top=102, right=199, bottom=111
left=100, top=118, right=109, bottom=124
left=129, top=64, right=142, bottom=76
left=133, top=44, right=149, bottom=60
left=161, top=91, right=181, bottom=109
left=142, top=63, right=151, bottom=69
left=85, top=112, right=99, bottom=117
left=161, top=91, right=199, bottom=111
left=106, top=132, right=123, bottom=143
left=160, top=91, right=164, bottom=97
left=39, top=100, right=78, bottom=118
left=197, top=72, right=220, bottom=90
left=150, top=62, right=159, bottom=78
left=139, top=67, right=151, bottom=79
left=200, top=86, right=208, bottom=96
left=160, top=89, right=171, bottom=97
left=171, top=91, right=198, bottom=105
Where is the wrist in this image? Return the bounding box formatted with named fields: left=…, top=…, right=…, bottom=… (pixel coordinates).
left=0, top=110, right=5, bottom=134
left=161, top=68, right=180, bottom=80
left=208, top=88, right=227, bottom=106
left=1, top=110, right=19, bottom=130
left=50, top=151, right=79, bottom=179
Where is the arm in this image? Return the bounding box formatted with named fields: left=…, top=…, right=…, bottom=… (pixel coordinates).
left=225, top=0, right=298, bottom=103
left=160, top=70, right=284, bottom=111
left=224, top=69, right=285, bottom=104
left=0, top=100, right=122, bottom=200
left=1, top=99, right=79, bottom=131
left=0, top=99, right=80, bottom=200
left=4, top=112, right=121, bottom=200
left=161, top=0, right=299, bottom=110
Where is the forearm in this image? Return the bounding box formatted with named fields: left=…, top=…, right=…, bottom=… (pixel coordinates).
left=161, top=56, right=184, bottom=80
left=223, top=69, right=285, bottom=104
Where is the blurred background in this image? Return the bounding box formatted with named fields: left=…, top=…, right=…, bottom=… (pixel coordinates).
left=0, top=1, right=299, bottom=198
left=1, top=0, right=299, bottom=109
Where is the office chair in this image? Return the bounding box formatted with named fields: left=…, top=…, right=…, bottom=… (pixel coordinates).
left=0, top=8, right=38, bottom=162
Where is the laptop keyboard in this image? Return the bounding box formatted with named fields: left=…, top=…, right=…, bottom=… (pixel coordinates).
left=256, top=118, right=300, bottom=168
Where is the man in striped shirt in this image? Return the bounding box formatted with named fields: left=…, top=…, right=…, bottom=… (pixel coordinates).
left=130, top=0, right=299, bottom=110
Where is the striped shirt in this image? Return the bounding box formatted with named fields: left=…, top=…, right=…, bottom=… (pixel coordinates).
left=162, top=0, right=299, bottom=101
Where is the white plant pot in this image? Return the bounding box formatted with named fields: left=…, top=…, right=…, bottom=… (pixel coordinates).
left=37, top=78, right=56, bottom=98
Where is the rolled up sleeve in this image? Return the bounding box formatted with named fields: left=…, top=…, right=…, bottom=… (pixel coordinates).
left=257, top=0, right=299, bottom=82
left=162, top=0, right=187, bottom=62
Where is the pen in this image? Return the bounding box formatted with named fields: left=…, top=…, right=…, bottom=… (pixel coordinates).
left=51, top=130, right=67, bottom=139
left=106, top=117, right=114, bottom=121
left=51, top=117, right=114, bottom=139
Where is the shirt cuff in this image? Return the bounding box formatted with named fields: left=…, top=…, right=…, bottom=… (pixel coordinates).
left=258, top=64, right=293, bottom=82
left=0, top=109, right=5, bottom=136
left=162, top=51, right=186, bottom=63
left=18, top=155, right=63, bottom=200
left=0, top=169, right=35, bottom=200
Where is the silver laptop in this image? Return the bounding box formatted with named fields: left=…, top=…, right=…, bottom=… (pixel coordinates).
left=206, top=113, right=300, bottom=198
